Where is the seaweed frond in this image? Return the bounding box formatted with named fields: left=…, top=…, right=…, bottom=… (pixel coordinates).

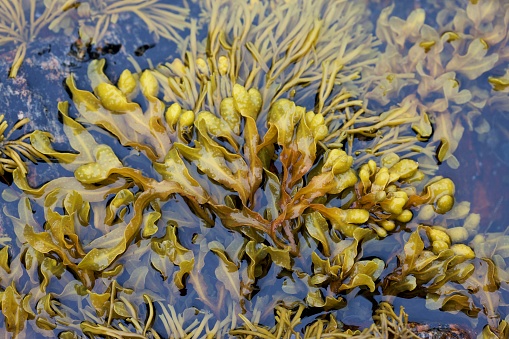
left=0, top=114, right=49, bottom=176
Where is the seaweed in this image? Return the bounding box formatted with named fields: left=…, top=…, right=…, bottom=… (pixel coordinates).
left=0, top=114, right=51, bottom=176
left=67, top=0, right=191, bottom=46
left=0, top=0, right=508, bottom=338
left=0, top=0, right=74, bottom=77
left=0, top=0, right=191, bottom=77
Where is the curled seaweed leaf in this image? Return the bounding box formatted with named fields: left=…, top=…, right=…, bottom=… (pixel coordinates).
left=74, top=144, right=123, bottom=184
left=446, top=39, right=499, bottom=80
left=0, top=283, right=35, bottom=337
left=304, top=212, right=331, bottom=257
left=175, top=138, right=251, bottom=204
left=153, top=148, right=209, bottom=204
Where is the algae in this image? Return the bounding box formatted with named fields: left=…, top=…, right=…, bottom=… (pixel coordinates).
left=0, top=0, right=508, bottom=338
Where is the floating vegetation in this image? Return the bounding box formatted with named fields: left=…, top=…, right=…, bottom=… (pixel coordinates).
left=0, top=0, right=509, bottom=338
left=0, top=0, right=71, bottom=77
left=50, top=0, right=192, bottom=46
left=231, top=302, right=422, bottom=339
left=352, top=0, right=509, bottom=170
left=0, top=114, right=50, bottom=176
left=0, top=0, right=191, bottom=77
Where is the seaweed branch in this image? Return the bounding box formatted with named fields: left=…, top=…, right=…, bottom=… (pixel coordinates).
left=0, top=114, right=50, bottom=175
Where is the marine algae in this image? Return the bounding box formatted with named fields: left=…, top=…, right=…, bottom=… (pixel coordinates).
left=0, top=0, right=70, bottom=77
left=0, top=0, right=508, bottom=338
left=0, top=114, right=50, bottom=176
left=0, top=0, right=191, bottom=77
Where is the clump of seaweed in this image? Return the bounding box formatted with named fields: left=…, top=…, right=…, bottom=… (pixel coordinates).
left=0, top=0, right=73, bottom=77
left=0, top=114, right=50, bottom=176
left=49, top=0, right=192, bottom=46
left=0, top=0, right=508, bottom=338
left=231, top=302, right=421, bottom=339
left=350, top=0, right=509, bottom=171
left=1, top=61, right=476, bottom=337
left=0, top=0, right=191, bottom=77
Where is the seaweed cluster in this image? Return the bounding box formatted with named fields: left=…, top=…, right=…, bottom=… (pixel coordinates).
left=0, top=0, right=71, bottom=77
left=351, top=0, right=509, bottom=171
left=49, top=0, right=191, bottom=46
left=0, top=114, right=50, bottom=176
left=0, top=0, right=509, bottom=338
left=0, top=0, right=190, bottom=77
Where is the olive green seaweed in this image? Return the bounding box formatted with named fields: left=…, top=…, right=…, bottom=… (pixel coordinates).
left=0, top=0, right=191, bottom=77
left=353, top=0, right=509, bottom=171
left=57, top=0, right=192, bottom=46
left=0, top=0, right=72, bottom=77
left=0, top=0, right=509, bottom=338
left=0, top=114, right=51, bottom=175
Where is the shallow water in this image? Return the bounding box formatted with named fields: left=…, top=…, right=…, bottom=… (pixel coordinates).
left=0, top=0, right=508, bottom=337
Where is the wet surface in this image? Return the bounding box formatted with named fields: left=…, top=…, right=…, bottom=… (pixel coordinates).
left=0, top=1, right=508, bottom=337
